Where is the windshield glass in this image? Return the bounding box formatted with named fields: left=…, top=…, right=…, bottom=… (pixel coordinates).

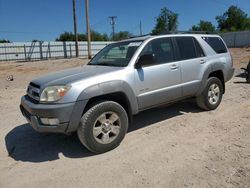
left=88, top=40, right=143, bottom=67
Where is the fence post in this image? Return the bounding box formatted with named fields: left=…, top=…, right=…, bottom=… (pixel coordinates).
left=39, top=41, right=43, bottom=60
left=24, top=44, right=27, bottom=61
left=4, top=44, right=8, bottom=61
left=69, top=44, right=72, bottom=58
left=63, top=42, right=67, bottom=58
left=48, top=42, right=51, bottom=59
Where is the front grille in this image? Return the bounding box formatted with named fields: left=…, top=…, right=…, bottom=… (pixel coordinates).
left=27, top=82, right=40, bottom=102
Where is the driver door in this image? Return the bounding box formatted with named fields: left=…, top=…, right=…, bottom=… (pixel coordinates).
left=134, top=37, right=182, bottom=110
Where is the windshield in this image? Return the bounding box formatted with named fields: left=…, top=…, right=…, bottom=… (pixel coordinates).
left=88, top=40, right=143, bottom=67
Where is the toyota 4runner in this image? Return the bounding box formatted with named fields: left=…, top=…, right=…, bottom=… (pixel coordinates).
left=20, top=34, right=234, bottom=153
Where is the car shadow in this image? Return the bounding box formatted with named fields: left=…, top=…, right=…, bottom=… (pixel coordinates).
left=129, top=99, right=201, bottom=132
left=5, top=99, right=202, bottom=163
left=234, top=81, right=249, bottom=84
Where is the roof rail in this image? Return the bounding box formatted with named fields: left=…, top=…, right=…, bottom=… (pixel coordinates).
left=156, top=30, right=218, bottom=35
left=128, top=34, right=152, bottom=39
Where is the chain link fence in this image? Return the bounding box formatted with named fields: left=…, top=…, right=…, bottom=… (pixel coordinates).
left=0, top=41, right=112, bottom=62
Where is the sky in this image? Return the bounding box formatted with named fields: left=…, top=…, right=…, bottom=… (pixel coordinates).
left=0, top=0, right=250, bottom=42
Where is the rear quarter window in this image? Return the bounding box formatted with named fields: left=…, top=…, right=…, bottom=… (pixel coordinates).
left=202, top=37, right=227, bottom=54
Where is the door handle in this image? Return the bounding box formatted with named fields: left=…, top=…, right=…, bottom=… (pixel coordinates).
left=200, top=59, right=206, bottom=64
left=170, top=64, right=178, bottom=70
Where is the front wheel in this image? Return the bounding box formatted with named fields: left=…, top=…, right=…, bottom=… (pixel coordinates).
left=196, top=77, right=223, bottom=110
left=77, top=101, right=128, bottom=153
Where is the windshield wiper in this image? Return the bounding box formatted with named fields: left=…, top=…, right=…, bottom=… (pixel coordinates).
left=90, top=63, right=124, bottom=67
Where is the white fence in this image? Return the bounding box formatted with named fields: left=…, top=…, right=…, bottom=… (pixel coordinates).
left=0, top=41, right=112, bottom=61
left=1, top=31, right=250, bottom=62
left=220, top=30, right=250, bottom=48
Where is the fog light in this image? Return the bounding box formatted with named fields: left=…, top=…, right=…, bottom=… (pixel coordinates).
left=40, top=118, right=59, bottom=125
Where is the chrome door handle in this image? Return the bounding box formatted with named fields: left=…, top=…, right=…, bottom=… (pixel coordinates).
left=200, top=59, right=206, bottom=64
left=170, top=64, right=178, bottom=70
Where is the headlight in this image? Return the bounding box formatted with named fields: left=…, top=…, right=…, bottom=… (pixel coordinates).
left=40, top=85, right=71, bottom=102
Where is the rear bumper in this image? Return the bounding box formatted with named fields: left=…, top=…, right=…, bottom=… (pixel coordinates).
left=225, top=67, right=235, bottom=82
left=20, top=95, right=87, bottom=133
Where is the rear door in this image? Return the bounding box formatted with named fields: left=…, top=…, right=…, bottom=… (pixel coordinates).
left=174, top=36, right=207, bottom=97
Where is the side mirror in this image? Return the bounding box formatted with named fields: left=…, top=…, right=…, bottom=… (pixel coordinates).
left=135, top=54, right=154, bottom=69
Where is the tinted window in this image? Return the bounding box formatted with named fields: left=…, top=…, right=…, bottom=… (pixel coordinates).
left=141, top=38, right=174, bottom=64
left=202, top=37, right=227, bottom=54
left=176, top=37, right=196, bottom=60
left=194, top=38, right=205, bottom=57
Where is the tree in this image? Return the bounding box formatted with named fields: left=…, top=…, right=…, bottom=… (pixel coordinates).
left=152, top=7, right=178, bottom=35
left=113, top=31, right=133, bottom=41
left=216, top=6, right=250, bottom=32
left=56, top=32, right=77, bottom=41
left=56, top=31, right=109, bottom=41
left=191, top=20, right=215, bottom=32
left=91, top=31, right=109, bottom=41
left=0, top=39, right=10, bottom=43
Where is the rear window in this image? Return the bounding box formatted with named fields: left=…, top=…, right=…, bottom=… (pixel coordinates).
left=202, top=37, right=227, bottom=54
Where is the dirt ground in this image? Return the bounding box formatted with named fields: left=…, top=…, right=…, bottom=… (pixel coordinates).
left=0, top=48, right=250, bottom=188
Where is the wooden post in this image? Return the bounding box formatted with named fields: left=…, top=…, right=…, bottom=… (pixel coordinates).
left=73, top=0, right=79, bottom=57
left=85, top=0, right=92, bottom=59
left=48, top=42, right=51, bottom=59
left=24, top=44, right=27, bottom=61
left=39, top=41, right=43, bottom=60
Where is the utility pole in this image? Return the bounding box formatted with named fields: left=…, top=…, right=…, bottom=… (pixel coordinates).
left=140, top=21, right=143, bottom=36
left=85, top=0, right=92, bottom=59
left=72, top=0, right=79, bottom=57
left=109, top=16, right=117, bottom=40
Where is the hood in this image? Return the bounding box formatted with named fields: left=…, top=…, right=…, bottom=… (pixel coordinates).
left=31, top=65, right=123, bottom=88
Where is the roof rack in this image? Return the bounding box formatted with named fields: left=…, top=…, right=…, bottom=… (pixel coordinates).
left=127, top=30, right=218, bottom=40
left=156, top=30, right=218, bottom=35
left=128, top=34, right=151, bottom=39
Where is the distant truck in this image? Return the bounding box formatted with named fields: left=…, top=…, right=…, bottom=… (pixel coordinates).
left=20, top=33, right=234, bottom=153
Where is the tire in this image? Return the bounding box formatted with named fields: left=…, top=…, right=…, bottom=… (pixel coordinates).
left=196, top=77, right=223, bottom=110
left=77, top=101, right=128, bottom=153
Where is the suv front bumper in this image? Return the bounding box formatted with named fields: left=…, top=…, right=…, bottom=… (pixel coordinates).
left=20, top=95, right=84, bottom=133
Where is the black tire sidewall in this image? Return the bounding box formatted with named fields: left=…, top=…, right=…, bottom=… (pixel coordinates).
left=78, top=101, right=128, bottom=153
left=203, top=77, right=223, bottom=110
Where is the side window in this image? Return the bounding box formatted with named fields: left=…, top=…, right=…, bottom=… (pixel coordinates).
left=176, top=37, right=196, bottom=60
left=140, top=38, right=174, bottom=64
left=202, top=37, right=227, bottom=54
left=193, top=38, right=205, bottom=57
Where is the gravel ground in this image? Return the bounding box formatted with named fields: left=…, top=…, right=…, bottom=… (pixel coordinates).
left=0, top=49, right=250, bottom=188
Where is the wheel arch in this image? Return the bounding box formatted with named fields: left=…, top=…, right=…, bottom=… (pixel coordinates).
left=196, top=62, right=226, bottom=96
left=66, top=81, right=138, bottom=133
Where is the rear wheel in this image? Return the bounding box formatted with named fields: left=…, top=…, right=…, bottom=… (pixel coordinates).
left=196, top=77, right=223, bottom=110
left=77, top=101, right=128, bottom=153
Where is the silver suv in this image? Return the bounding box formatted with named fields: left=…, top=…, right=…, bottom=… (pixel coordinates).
left=20, top=34, right=234, bottom=153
